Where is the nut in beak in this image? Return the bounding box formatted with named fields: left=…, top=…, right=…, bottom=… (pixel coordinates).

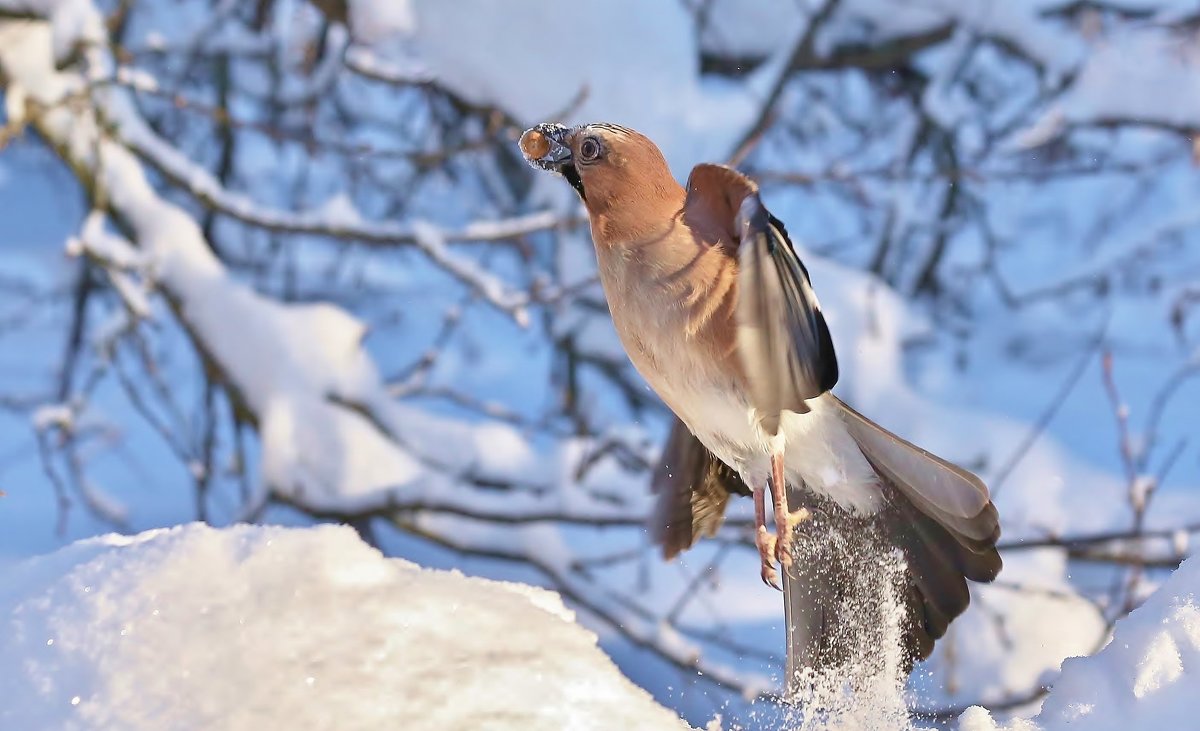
left=519, top=128, right=551, bottom=159
left=519, top=123, right=573, bottom=172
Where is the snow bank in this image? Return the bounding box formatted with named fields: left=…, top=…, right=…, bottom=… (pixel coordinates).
left=960, top=556, right=1200, bottom=731
left=0, top=524, right=694, bottom=731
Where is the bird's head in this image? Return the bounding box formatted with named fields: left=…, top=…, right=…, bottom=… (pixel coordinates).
left=520, top=122, right=684, bottom=243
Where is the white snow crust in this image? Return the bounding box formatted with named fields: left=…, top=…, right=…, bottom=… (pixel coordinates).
left=960, top=556, right=1200, bottom=731
left=0, top=523, right=695, bottom=731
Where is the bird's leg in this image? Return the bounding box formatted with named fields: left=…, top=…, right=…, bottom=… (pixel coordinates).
left=753, top=485, right=781, bottom=590
left=771, top=451, right=810, bottom=567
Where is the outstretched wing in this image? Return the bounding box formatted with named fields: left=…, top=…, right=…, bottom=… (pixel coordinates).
left=684, top=163, right=838, bottom=435
left=650, top=416, right=751, bottom=560
left=736, top=197, right=838, bottom=433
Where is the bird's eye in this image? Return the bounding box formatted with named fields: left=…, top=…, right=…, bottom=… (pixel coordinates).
left=579, top=137, right=601, bottom=162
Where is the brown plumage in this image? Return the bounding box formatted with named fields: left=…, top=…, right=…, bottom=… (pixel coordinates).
left=520, top=122, right=1001, bottom=678
left=651, top=416, right=751, bottom=556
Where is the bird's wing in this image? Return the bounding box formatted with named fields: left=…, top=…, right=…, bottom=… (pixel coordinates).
left=685, top=163, right=838, bottom=435
left=650, top=416, right=751, bottom=559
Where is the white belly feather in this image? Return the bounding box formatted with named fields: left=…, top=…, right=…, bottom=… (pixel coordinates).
left=671, top=381, right=883, bottom=514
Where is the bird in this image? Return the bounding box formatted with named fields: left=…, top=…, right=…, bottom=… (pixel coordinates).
left=519, top=122, right=1001, bottom=674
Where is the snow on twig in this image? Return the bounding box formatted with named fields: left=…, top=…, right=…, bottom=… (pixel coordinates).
left=105, top=107, right=545, bottom=322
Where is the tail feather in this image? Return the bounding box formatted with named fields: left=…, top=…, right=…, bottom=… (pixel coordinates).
left=840, top=395, right=1002, bottom=656
left=884, top=492, right=976, bottom=648
left=832, top=395, right=1000, bottom=552
left=783, top=398, right=1002, bottom=683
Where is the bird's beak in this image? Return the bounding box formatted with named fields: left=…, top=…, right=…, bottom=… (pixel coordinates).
left=520, top=123, right=586, bottom=200
left=523, top=123, right=573, bottom=170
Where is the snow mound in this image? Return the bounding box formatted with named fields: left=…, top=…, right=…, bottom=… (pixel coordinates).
left=0, top=524, right=694, bottom=731
left=960, top=556, right=1200, bottom=731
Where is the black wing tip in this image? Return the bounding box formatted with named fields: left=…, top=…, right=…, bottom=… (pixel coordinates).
left=816, top=312, right=839, bottom=391
left=737, top=199, right=840, bottom=423
left=765, top=222, right=840, bottom=394
left=972, top=549, right=1003, bottom=582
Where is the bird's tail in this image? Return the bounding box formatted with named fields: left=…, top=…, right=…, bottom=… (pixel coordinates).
left=781, top=397, right=1001, bottom=692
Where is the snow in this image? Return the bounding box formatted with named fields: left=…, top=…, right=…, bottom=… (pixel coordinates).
left=313, top=191, right=364, bottom=228
left=1053, top=30, right=1200, bottom=130
left=39, top=0, right=106, bottom=60
left=65, top=211, right=146, bottom=272
left=110, top=111, right=534, bottom=315
left=780, top=540, right=916, bottom=731
left=721, top=0, right=1085, bottom=84
left=347, top=0, right=415, bottom=45
left=960, top=556, right=1200, bottom=731
left=410, top=219, right=530, bottom=325
left=0, top=523, right=695, bottom=731
left=30, top=403, right=74, bottom=431
left=400, top=0, right=771, bottom=168
left=6, top=523, right=1194, bottom=731
left=697, top=0, right=807, bottom=58
left=65, top=211, right=152, bottom=318
left=674, top=1, right=1200, bottom=142
left=882, top=2, right=1077, bottom=72
left=0, top=15, right=432, bottom=513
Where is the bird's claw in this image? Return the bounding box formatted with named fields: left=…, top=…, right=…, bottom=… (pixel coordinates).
left=756, top=526, right=782, bottom=591
left=756, top=488, right=807, bottom=592
left=773, top=507, right=810, bottom=567
left=760, top=561, right=782, bottom=591
left=787, top=507, right=812, bottom=529
left=774, top=535, right=792, bottom=568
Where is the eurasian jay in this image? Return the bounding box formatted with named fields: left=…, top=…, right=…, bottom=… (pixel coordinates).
left=521, top=122, right=1001, bottom=673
